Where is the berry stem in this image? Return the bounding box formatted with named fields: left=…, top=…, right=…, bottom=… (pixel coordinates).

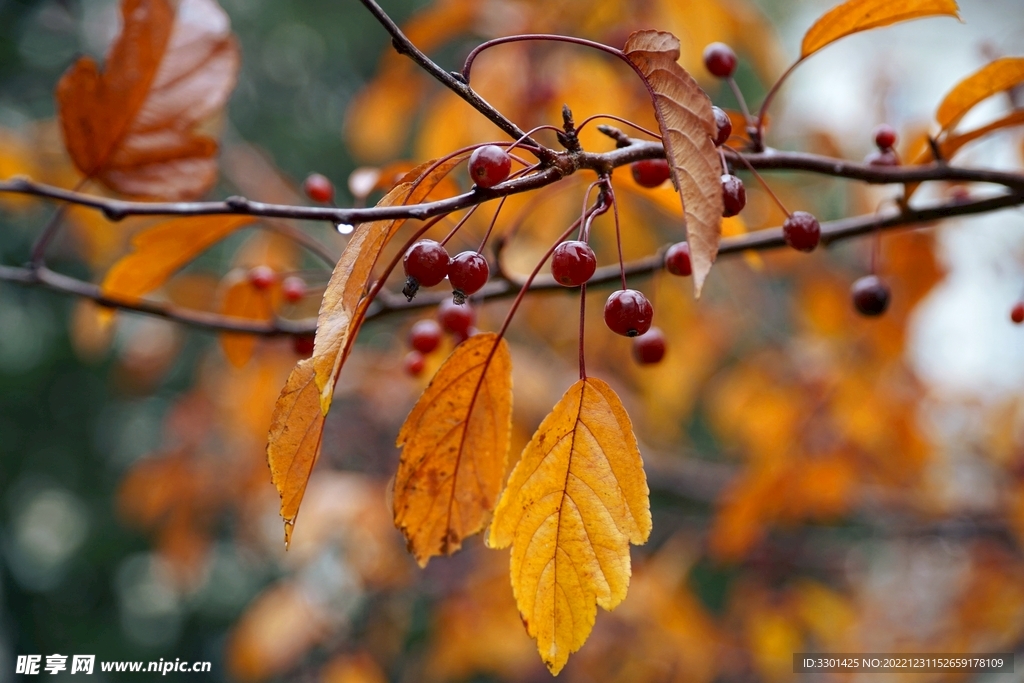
left=30, top=177, right=87, bottom=267
left=726, top=77, right=754, bottom=127
left=575, top=114, right=662, bottom=141
left=607, top=180, right=627, bottom=291
left=726, top=146, right=792, bottom=216
left=439, top=205, right=481, bottom=247
left=754, top=60, right=802, bottom=151
left=477, top=196, right=508, bottom=253
left=495, top=219, right=588, bottom=340
left=462, top=34, right=625, bottom=83
left=578, top=283, right=588, bottom=380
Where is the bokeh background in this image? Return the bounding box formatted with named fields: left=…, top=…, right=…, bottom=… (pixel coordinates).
left=1, top=0, right=1024, bottom=681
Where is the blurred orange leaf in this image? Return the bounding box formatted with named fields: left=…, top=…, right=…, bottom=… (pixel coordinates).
left=101, top=215, right=254, bottom=302
left=623, top=30, right=723, bottom=295
left=56, top=0, right=239, bottom=199
left=393, top=333, right=513, bottom=566
left=488, top=377, right=651, bottom=674
left=800, top=0, right=960, bottom=59
left=266, top=359, right=324, bottom=547
left=219, top=270, right=274, bottom=367
left=936, top=57, right=1024, bottom=132
left=313, top=157, right=464, bottom=414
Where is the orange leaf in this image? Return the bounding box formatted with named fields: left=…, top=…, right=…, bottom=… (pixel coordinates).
left=488, top=377, right=651, bottom=675
left=219, top=270, right=274, bottom=368
left=393, top=333, right=513, bottom=566
left=623, top=30, right=723, bottom=296
left=800, top=0, right=960, bottom=59
left=936, top=57, right=1024, bottom=132
left=313, top=157, right=464, bottom=414
left=56, top=0, right=239, bottom=199
left=266, top=359, right=325, bottom=546
left=101, top=215, right=255, bottom=302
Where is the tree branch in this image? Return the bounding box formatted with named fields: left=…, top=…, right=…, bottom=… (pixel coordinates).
left=2, top=191, right=1020, bottom=335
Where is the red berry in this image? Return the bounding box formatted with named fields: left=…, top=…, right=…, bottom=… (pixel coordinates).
left=551, top=241, right=597, bottom=287
left=664, top=242, right=692, bottom=277
left=783, top=211, right=821, bottom=252
left=721, top=174, right=746, bottom=217
left=632, top=328, right=666, bottom=364
left=851, top=275, right=891, bottom=316
left=248, top=266, right=276, bottom=290
left=604, top=289, right=653, bottom=337
left=712, top=106, right=732, bottom=147
left=449, top=251, right=490, bottom=300
left=403, top=240, right=450, bottom=287
left=409, top=319, right=442, bottom=354
left=865, top=149, right=899, bottom=167
left=303, top=173, right=334, bottom=203
left=631, top=158, right=671, bottom=188
left=873, top=124, right=897, bottom=150
left=468, top=145, right=512, bottom=188
left=703, top=42, right=737, bottom=78
left=438, top=299, right=476, bottom=336
left=453, top=326, right=479, bottom=345
left=1011, top=302, right=1024, bottom=324
left=292, top=334, right=315, bottom=357
left=281, top=276, right=306, bottom=302
left=404, top=350, right=425, bottom=376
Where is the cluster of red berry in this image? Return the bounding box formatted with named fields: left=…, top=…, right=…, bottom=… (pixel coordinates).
left=866, top=124, right=900, bottom=167
left=699, top=41, right=902, bottom=319
left=404, top=302, right=478, bottom=375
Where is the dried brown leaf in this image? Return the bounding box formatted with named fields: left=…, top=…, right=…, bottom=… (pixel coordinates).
left=56, top=0, right=239, bottom=199
left=623, top=30, right=723, bottom=295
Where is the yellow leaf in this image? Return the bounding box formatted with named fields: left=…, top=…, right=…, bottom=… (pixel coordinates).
left=266, top=359, right=325, bottom=547
left=313, top=157, right=463, bottom=414
left=623, top=30, right=723, bottom=296
left=101, top=215, right=255, bottom=302
left=936, top=57, right=1024, bottom=132
left=393, top=333, right=513, bottom=566
left=800, top=0, right=960, bottom=59
left=218, top=270, right=274, bottom=368
left=488, top=377, right=651, bottom=675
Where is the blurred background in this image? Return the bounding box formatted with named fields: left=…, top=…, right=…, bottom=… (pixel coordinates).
left=1, top=0, right=1024, bottom=681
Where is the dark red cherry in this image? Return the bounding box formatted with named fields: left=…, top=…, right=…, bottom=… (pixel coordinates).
left=281, top=276, right=306, bottom=303
left=404, top=350, right=426, bottom=376
left=604, top=289, right=653, bottom=337
left=303, top=173, right=334, bottom=203
left=551, top=241, right=597, bottom=286
left=632, top=328, right=666, bottom=364
left=631, top=158, right=672, bottom=188
left=438, top=299, right=476, bottom=336
left=1012, top=302, right=1024, bottom=324
left=449, top=251, right=489, bottom=301
left=403, top=239, right=450, bottom=293
left=782, top=211, right=821, bottom=252
left=721, top=174, right=746, bottom=217
left=851, top=275, right=891, bottom=316
left=712, top=106, right=732, bottom=147
left=865, top=149, right=899, bottom=167
left=664, top=242, right=692, bottom=277
left=703, top=42, right=737, bottom=78
left=292, top=334, right=315, bottom=357
left=468, top=145, right=512, bottom=188
left=409, top=319, right=443, bottom=354
left=873, top=124, right=897, bottom=150
left=248, top=266, right=276, bottom=290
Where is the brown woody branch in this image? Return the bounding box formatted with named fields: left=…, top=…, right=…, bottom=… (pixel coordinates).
left=2, top=190, right=1020, bottom=336
left=2, top=147, right=1022, bottom=225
